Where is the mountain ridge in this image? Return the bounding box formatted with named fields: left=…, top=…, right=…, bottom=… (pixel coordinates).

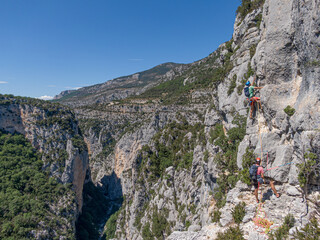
left=54, top=62, right=189, bottom=107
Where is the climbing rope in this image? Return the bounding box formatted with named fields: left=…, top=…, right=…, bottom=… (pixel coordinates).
left=252, top=182, right=279, bottom=235
left=257, top=103, right=263, bottom=160
left=252, top=102, right=280, bottom=235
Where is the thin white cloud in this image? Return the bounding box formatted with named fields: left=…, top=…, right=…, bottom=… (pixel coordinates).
left=0, top=81, right=8, bottom=84
left=38, top=95, right=54, bottom=100
left=65, top=86, right=82, bottom=90
left=48, top=85, right=56, bottom=87
left=128, top=58, right=144, bottom=61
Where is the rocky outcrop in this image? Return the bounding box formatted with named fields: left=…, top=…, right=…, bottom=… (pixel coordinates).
left=0, top=96, right=89, bottom=237
left=167, top=0, right=320, bottom=238
left=44, top=0, right=320, bottom=239
left=55, top=62, right=189, bottom=107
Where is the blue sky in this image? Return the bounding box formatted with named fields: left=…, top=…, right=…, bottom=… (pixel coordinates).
left=0, top=0, right=240, bottom=99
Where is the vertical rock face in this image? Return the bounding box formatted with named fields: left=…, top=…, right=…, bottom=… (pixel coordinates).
left=3, top=2, right=319, bottom=239
left=45, top=0, right=320, bottom=239
left=0, top=97, right=89, bottom=235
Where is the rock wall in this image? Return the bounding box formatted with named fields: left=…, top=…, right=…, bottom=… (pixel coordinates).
left=41, top=0, right=320, bottom=239
left=0, top=98, right=89, bottom=224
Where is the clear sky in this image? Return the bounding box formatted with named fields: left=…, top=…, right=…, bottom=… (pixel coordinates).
left=0, top=0, right=240, bottom=99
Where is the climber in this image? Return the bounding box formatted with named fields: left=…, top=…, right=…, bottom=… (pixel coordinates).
left=251, top=157, right=280, bottom=203
left=245, top=75, right=263, bottom=119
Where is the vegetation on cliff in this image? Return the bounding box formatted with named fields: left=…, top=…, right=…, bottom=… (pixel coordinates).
left=130, top=39, right=235, bottom=105
left=236, top=0, right=265, bottom=20
left=137, top=118, right=205, bottom=181
left=0, top=130, right=75, bottom=239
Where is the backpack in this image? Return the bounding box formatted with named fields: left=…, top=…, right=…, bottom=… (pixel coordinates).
left=249, top=164, right=259, bottom=181
left=244, top=86, right=250, bottom=98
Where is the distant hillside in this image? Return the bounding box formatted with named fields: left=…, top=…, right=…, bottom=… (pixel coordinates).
left=54, top=62, right=188, bottom=107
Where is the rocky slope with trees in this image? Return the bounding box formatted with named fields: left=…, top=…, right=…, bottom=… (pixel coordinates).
left=54, top=0, right=320, bottom=239
left=1, top=0, right=319, bottom=239
left=0, top=95, right=89, bottom=239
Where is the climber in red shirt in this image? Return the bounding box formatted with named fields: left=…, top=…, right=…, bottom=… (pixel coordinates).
left=253, top=158, right=280, bottom=203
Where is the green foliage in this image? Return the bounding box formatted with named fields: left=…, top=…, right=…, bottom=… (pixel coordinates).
left=240, top=148, right=256, bottom=185
left=72, top=135, right=87, bottom=153
left=214, top=174, right=228, bottom=208
left=152, top=210, right=169, bottom=239
left=134, top=203, right=148, bottom=231
left=203, top=150, right=209, bottom=163
left=237, top=62, right=255, bottom=95
left=0, top=95, right=76, bottom=135
left=232, top=202, right=246, bottom=224
left=179, top=152, right=193, bottom=169
left=37, top=116, right=75, bottom=133
left=142, top=222, right=153, bottom=240
left=255, top=13, right=263, bottom=28
left=250, top=44, right=257, bottom=59
left=212, top=210, right=221, bottom=223
left=305, top=60, right=320, bottom=67
left=0, top=130, right=74, bottom=239
left=212, top=114, right=246, bottom=173
left=294, top=217, right=320, bottom=240
left=138, top=121, right=205, bottom=181
left=104, top=210, right=120, bottom=240
left=298, top=151, right=319, bottom=188
left=268, top=214, right=295, bottom=240
left=241, top=147, right=255, bottom=169
left=228, top=75, right=237, bottom=96
left=216, top=226, right=244, bottom=240
left=284, top=105, right=295, bottom=117
left=77, top=182, right=116, bottom=240
left=131, top=40, right=234, bottom=105
left=212, top=114, right=247, bottom=208
left=236, top=0, right=265, bottom=20
left=185, top=220, right=191, bottom=230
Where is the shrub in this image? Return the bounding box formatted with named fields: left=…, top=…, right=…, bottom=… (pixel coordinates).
left=216, top=226, right=244, bottom=240
left=185, top=220, right=191, bottom=230
left=0, top=131, right=75, bottom=239
left=268, top=214, right=295, bottom=240
left=294, top=217, right=320, bottom=240
left=152, top=210, right=168, bottom=239
left=298, top=151, right=319, bottom=189
left=228, top=75, right=237, bottom=96
left=203, top=150, right=209, bottom=163
left=240, top=148, right=256, bottom=185
left=255, top=13, right=263, bottom=28
left=212, top=114, right=247, bottom=207
left=250, top=44, right=257, bottom=59
left=212, top=210, right=221, bottom=223
left=72, top=135, right=87, bottom=153
left=142, top=222, right=153, bottom=240
left=104, top=210, right=120, bottom=240
left=232, top=202, right=246, bottom=224
left=284, top=105, right=295, bottom=116
left=236, top=0, right=265, bottom=20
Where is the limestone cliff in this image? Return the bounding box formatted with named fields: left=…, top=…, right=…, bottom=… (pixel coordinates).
left=51, top=0, right=320, bottom=239
left=0, top=95, right=89, bottom=239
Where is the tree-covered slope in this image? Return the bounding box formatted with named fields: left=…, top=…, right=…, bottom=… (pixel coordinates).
left=0, top=130, right=76, bottom=239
